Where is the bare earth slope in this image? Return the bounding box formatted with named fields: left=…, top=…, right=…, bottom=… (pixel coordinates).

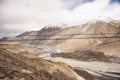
left=0, top=41, right=39, bottom=58
left=55, top=21, right=120, bottom=52
left=0, top=42, right=85, bottom=80
left=16, top=27, right=62, bottom=45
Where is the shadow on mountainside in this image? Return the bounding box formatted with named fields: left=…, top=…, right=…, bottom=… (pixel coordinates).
left=52, top=50, right=120, bottom=63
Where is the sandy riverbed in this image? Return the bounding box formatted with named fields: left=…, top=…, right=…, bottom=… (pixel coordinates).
left=43, top=57, right=120, bottom=73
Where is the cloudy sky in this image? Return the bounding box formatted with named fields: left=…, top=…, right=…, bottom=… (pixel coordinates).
left=0, top=0, right=120, bottom=38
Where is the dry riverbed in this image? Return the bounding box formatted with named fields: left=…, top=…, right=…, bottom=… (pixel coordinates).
left=47, top=57, right=120, bottom=73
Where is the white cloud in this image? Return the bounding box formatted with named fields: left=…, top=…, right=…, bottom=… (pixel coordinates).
left=0, top=0, right=120, bottom=37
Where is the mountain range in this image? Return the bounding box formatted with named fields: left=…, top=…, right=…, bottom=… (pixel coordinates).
left=2, top=18, right=120, bottom=57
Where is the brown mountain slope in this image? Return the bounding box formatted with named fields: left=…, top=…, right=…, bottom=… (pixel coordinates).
left=54, top=20, right=120, bottom=57
left=16, top=27, right=62, bottom=45
left=55, top=21, right=119, bottom=47
left=0, top=41, right=39, bottom=58
left=92, top=40, right=120, bottom=57
left=0, top=42, right=86, bottom=80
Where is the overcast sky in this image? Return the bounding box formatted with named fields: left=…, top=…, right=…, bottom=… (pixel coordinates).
left=0, top=0, right=120, bottom=38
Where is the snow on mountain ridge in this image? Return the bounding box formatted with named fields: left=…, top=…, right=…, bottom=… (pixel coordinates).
left=87, top=16, right=120, bottom=25
left=44, top=24, right=69, bottom=28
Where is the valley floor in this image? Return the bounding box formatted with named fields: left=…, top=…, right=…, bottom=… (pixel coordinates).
left=41, top=56, right=120, bottom=79
left=49, top=57, right=120, bottom=73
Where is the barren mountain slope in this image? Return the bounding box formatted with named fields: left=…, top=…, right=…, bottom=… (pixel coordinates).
left=92, top=39, right=120, bottom=57
left=0, top=42, right=87, bottom=80
left=0, top=41, right=39, bottom=58
left=54, top=20, right=120, bottom=57
left=16, top=27, right=62, bottom=45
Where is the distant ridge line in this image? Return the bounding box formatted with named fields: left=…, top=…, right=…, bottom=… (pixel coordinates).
left=1, top=36, right=120, bottom=41
left=16, top=32, right=120, bottom=36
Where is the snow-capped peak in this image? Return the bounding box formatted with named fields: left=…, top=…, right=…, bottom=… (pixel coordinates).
left=86, top=16, right=119, bottom=25
left=97, top=16, right=116, bottom=22
left=44, top=24, right=69, bottom=28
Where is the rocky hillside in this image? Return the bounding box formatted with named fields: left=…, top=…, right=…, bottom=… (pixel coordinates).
left=0, top=42, right=86, bottom=80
